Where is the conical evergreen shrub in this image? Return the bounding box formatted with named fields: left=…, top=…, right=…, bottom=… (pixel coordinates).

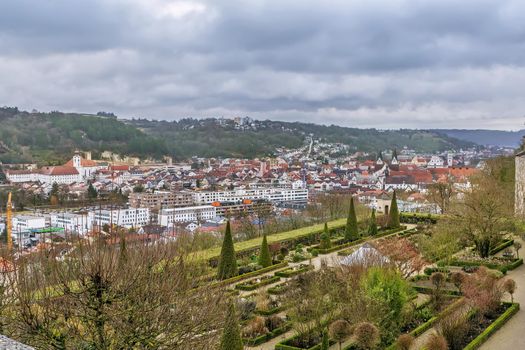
left=368, top=209, right=378, bottom=236
left=220, top=302, right=243, bottom=350
left=217, top=221, right=238, bottom=280
left=258, top=233, right=272, bottom=267
left=345, top=197, right=359, bottom=241
left=321, top=328, right=329, bottom=350
left=387, top=191, right=400, bottom=228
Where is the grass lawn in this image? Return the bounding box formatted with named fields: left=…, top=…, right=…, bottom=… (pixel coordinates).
left=190, top=218, right=348, bottom=261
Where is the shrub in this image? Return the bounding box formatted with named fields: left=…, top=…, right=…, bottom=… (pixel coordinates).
left=329, top=319, right=351, bottom=349
left=320, top=233, right=332, bottom=250
left=430, top=272, right=446, bottom=309
left=242, top=316, right=269, bottom=338
left=217, top=221, right=238, bottom=280
left=449, top=271, right=466, bottom=291
left=503, top=278, right=517, bottom=303
left=462, top=267, right=504, bottom=318
left=311, top=248, right=319, bottom=257
left=425, top=333, right=448, bottom=350
left=321, top=328, right=329, bottom=350
left=237, top=299, right=256, bottom=320
left=258, top=233, right=273, bottom=268
left=438, top=311, right=470, bottom=350
left=353, top=322, right=380, bottom=350
left=395, top=334, right=414, bottom=350
left=265, top=315, right=285, bottom=331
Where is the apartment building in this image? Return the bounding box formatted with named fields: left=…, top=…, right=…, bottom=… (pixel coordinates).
left=192, top=188, right=308, bottom=205
left=50, top=212, right=92, bottom=235
left=158, top=205, right=216, bottom=226
left=128, top=191, right=194, bottom=210
left=89, top=208, right=150, bottom=229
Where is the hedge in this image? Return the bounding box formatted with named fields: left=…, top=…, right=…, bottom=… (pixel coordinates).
left=462, top=302, right=519, bottom=350
left=210, top=262, right=288, bottom=288
left=489, top=239, right=514, bottom=256
left=254, top=305, right=285, bottom=316
left=275, top=265, right=314, bottom=278
left=400, top=213, right=440, bottom=224
left=268, top=283, right=289, bottom=295
left=236, top=275, right=281, bottom=291
left=412, top=285, right=461, bottom=296
left=445, top=258, right=523, bottom=274
left=243, top=322, right=292, bottom=346
left=275, top=333, right=336, bottom=350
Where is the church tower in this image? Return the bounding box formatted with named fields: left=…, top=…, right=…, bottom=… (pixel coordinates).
left=72, top=153, right=82, bottom=168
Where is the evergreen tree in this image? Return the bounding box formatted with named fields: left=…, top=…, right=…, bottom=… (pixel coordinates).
left=217, top=221, right=238, bottom=280
left=220, top=302, right=243, bottom=350
left=87, top=183, right=98, bottom=200
left=321, top=328, right=329, bottom=350
left=368, top=209, right=378, bottom=236
left=345, top=197, right=359, bottom=241
left=388, top=191, right=400, bottom=228
left=258, top=233, right=272, bottom=267
left=320, top=223, right=332, bottom=249
left=324, top=222, right=330, bottom=237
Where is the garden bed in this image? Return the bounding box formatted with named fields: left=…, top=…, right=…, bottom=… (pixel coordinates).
left=444, top=257, right=523, bottom=274
left=275, top=332, right=336, bottom=350
left=210, top=261, right=288, bottom=288
left=268, top=282, right=289, bottom=295
left=236, top=275, right=281, bottom=291
left=275, top=264, right=313, bottom=278
left=462, top=302, right=519, bottom=350
left=243, top=322, right=292, bottom=346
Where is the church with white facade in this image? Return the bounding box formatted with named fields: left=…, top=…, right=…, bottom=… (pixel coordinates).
left=5, top=152, right=105, bottom=185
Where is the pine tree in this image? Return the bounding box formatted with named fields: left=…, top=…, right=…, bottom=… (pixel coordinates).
left=217, top=221, right=238, bottom=280
left=388, top=191, right=400, bottom=228
left=220, top=302, right=243, bottom=350
left=345, top=197, right=359, bottom=241
left=258, top=233, right=272, bottom=268
left=321, top=328, right=329, bottom=350
left=368, top=209, right=378, bottom=236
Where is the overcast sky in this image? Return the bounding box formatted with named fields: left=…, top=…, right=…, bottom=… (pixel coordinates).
left=1, top=0, right=525, bottom=130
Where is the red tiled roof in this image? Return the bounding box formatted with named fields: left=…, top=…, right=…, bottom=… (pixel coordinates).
left=40, top=166, right=79, bottom=176
left=64, top=157, right=98, bottom=167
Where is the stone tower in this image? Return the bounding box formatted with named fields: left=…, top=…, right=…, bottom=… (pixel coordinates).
left=515, top=150, right=525, bottom=216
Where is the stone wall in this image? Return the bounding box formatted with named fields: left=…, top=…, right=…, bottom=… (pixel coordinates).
left=515, top=153, right=525, bottom=216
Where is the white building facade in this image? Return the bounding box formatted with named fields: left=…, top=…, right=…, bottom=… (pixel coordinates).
left=158, top=205, right=216, bottom=226
left=89, top=208, right=150, bottom=229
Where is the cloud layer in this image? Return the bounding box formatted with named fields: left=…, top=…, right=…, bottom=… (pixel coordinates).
left=1, top=0, right=525, bottom=129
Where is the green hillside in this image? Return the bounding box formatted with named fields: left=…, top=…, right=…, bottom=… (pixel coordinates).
left=0, top=107, right=477, bottom=164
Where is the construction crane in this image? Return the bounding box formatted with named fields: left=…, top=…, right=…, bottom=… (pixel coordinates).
left=6, top=192, right=13, bottom=250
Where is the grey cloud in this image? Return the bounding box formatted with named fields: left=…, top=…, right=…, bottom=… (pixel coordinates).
left=2, top=0, right=525, bottom=129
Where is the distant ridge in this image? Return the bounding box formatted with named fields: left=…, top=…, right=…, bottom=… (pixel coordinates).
left=432, top=129, right=525, bottom=148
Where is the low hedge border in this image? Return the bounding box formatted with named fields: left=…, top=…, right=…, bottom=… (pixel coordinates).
left=210, top=262, right=288, bottom=288
left=236, top=275, right=281, bottom=291
left=489, top=239, right=514, bottom=256
left=412, top=285, right=461, bottom=296
left=444, top=258, right=523, bottom=274
left=243, top=322, right=292, bottom=347
left=254, top=305, right=285, bottom=316
left=268, top=283, right=288, bottom=295
left=275, top=265, right=314, bottom=278
left=463, top=302, right=519, bottom=350
left=275, top=333, right=336, bottom=350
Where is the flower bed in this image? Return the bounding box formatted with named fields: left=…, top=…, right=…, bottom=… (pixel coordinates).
left=236, top=275, right=281, bottom=291
left=335, top=226, right=408, bottom=256
left=463, top=302, right=519, bottom=350
left=275, top=264, right=313, bottom=278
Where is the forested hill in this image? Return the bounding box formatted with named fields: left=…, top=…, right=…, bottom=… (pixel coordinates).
left=0, top=107, right=167, bottom=164
left=0, top=107, right=476, bottom=164
left=129, top=118, right=477, bottom=159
